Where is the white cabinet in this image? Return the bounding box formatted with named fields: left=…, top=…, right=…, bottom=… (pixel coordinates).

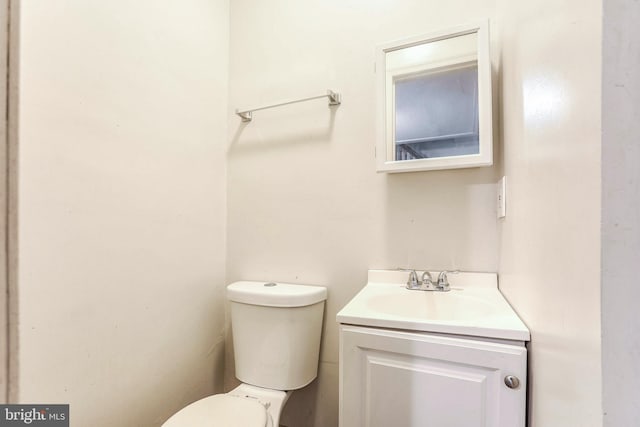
left=339, top=325, right=527, bottom=427
left=376, top=22, right=493, bottom=173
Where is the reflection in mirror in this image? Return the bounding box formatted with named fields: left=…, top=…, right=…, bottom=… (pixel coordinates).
left=394, top=64, right=478, bottom=160
left=376, top=22, right=492, bottom=173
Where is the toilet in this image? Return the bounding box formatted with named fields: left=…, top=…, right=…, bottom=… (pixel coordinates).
left=162, top=281, right=327, bottom=427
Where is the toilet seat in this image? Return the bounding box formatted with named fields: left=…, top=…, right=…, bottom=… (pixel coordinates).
left=162, top=394, right=268, bottom=427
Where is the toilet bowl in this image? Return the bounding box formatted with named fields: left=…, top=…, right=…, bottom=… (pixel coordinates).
left=162, top=281, right=327, bottom=427
left=162, top=384, right=291, bottom=427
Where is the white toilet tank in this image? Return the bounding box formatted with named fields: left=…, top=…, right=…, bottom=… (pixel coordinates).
left=227, top=281, right=327, bottom=391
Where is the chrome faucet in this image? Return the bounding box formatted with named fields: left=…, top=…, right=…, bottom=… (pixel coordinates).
left=421, top=271, right=434, bottom=289
left=401, top=268, right=458, bottom=292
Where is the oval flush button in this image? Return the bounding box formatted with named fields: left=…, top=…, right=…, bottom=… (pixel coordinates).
left=264, top=282, right=277, bottom=287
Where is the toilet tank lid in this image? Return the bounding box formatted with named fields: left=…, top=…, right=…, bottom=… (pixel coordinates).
left=227, top=281, right=327, bottom=307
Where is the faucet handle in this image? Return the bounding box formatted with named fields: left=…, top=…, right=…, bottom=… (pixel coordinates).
left=405, top=270, right=420, bottom=289
left=436, top=270, right=459, bottom=290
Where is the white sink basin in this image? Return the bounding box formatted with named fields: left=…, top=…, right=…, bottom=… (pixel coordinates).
left=367, top=289, right=495, bottom=321
left=337, top=270, right=530, bottom=341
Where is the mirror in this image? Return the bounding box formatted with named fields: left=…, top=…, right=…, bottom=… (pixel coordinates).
left=376, top=22, right=493, bottom=173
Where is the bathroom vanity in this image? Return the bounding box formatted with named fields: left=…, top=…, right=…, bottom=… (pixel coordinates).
left=336, top=270, right=530, bottom=427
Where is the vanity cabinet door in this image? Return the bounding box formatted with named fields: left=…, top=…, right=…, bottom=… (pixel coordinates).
left=339, top=325, right=527, bottom=427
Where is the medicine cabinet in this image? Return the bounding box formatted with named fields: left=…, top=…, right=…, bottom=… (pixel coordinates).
left=376, top=21, right=493, bottom=173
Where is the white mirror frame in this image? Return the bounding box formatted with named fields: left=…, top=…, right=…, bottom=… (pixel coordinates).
left=376, top=21, right=493, bottom=173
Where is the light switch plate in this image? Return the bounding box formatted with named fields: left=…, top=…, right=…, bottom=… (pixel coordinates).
left=497, top=176, right=506, bottom=218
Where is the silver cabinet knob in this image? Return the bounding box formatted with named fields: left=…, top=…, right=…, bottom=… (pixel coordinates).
left=504, top=375, right=520, bottom=389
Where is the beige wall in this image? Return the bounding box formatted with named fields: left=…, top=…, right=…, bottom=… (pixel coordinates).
left=0, top=0, right=8, bottom=404
left=228, top=1, right=604, bottom=426
left=14, top=1, right=229, bottom=425
left=226, top=1, right=501, bottom=425
left=497, top=1, right=602, bottom=426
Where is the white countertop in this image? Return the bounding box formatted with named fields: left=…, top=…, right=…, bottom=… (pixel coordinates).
left=336, top=270, right=530, bottom=341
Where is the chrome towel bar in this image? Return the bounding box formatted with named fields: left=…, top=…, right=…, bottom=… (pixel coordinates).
left=235, top=89, right=341, bottom=122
